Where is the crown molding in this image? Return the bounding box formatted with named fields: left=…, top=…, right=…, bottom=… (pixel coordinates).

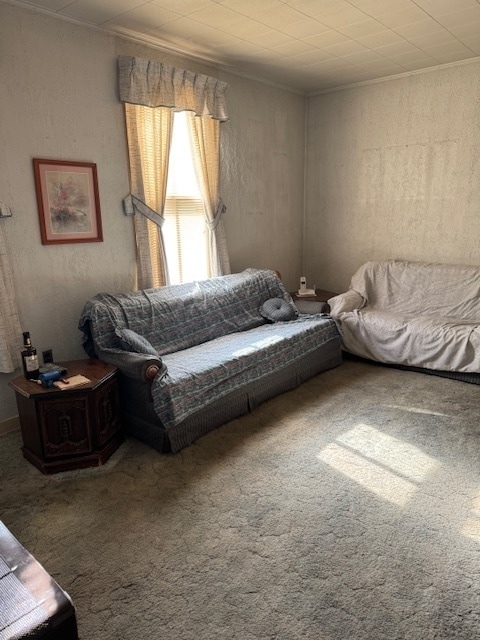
left=112, top=26, right=306, bottom=96
left=307, top=55, right=480, bottom=97
left=2, top=0, right=305, bottom=96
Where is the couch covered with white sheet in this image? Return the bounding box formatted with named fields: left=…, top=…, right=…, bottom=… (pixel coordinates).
left=329, top=260, right=480, bottom=373
left=79, top=269, right=342, bottom=453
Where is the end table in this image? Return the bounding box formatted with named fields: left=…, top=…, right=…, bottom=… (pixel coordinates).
left=9, top=359, right=124, bottom=474
left=290, top=288, right=338, bottom=314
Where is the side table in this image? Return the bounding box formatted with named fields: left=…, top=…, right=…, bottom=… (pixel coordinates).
left=290, top=288, right=338, bottom=314
left=9, top=359, right=124, bottom=474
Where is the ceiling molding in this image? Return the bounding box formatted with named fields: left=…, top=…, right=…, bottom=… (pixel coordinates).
left=2, top=0, right=306, bottom=96
left=307, top=54, right=480, bottom=97
left=112, top=26, right=307, bottom=96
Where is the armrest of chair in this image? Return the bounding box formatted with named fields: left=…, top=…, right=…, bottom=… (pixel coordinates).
left=328, top=290, right=365, bottom=315
left=96, top=348, right=167, bottom=382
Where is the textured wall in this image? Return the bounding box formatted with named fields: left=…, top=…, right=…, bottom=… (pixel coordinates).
left=0, top=6, right=135, bottom=423
left=305, top=61, right=480, bottom=293
left=220, top=74, right=305, bottom=283
left=0, top=4, right=305, bottom=424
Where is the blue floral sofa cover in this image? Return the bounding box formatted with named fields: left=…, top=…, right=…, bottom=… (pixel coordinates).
left=79, top=269, right=341, bottom=453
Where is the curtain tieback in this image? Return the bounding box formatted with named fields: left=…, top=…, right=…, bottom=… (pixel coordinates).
left=205, top=199, right=226, bottom=232
left=123, top=194, right=164, bottom=228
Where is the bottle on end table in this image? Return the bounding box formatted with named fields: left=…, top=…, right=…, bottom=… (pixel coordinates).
left=21, top=331, right=39, bottom=380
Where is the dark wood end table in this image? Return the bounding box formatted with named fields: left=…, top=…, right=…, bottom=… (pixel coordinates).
left=290, top=288, right=338, bottom=314
left=9, top=359, right=124, bottom=474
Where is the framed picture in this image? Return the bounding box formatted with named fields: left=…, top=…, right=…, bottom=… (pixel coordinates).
left=33, top=158, right=103, bottom=245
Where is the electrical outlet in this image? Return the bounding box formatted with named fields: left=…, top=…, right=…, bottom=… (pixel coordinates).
left=42, top=349, right=53, bottom=364
left=0, top=203, right=13, bottom=218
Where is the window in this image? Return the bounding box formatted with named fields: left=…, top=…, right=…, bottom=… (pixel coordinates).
left=120, top=57, right=230, bottom=289
left=163, top=111, right=211, bottom=285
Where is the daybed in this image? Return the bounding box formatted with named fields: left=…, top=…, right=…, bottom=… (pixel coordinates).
left=79, top=269, right=342, bottom=453
left=329, top=260, right=480, bottom=375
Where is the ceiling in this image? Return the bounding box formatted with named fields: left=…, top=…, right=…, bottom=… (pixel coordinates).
left=13, top=0, right=480, bottom=93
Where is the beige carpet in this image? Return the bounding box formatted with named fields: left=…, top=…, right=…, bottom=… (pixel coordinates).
left=1, top=359, right=480, bottom=640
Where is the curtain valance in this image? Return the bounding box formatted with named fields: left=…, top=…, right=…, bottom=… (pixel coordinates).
left=118, top=56, right=229, bottom=122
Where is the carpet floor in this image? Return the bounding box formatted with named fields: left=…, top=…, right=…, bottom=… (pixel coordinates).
left=1, top=359, right=480, bottom=640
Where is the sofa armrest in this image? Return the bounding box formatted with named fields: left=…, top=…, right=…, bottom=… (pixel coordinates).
left=96, top=348, right=166, bottom=382
left=328, top=290, right=365, bottom=315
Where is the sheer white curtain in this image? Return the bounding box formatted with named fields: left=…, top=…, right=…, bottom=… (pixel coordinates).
left=187, top=112, right=230, bottom=276
left=118, top=55, right=230, bottom=288
left=124, top=104, right=172, bottom=289
left=0, top=226, right=21, bottom=373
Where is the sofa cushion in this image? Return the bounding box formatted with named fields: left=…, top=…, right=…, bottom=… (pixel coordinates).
left=115, top=328, right=158, bottom=356
left=260, top=297, right=298, bottom=322
left=154, top=316, right=339, bottom=429
left=337, top=308, right=480, bottom=372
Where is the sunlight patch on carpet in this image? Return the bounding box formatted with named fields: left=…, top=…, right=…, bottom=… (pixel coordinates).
left=461, top=488, right=480, bottom=543
left=317, top=424, right=439, bottom=507
left=387, top=404, right=449, bottom=417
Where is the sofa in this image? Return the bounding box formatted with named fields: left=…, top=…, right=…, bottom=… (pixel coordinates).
left=79, top=269, right=342, bottom=453
left=329, top=260, right=480, bottom=375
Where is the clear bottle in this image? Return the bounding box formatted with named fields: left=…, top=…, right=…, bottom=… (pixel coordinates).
left=21, top=331, right=40, bottom=380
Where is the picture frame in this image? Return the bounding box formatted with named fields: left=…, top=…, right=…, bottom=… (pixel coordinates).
left=33, top=158, right=103, bottom=245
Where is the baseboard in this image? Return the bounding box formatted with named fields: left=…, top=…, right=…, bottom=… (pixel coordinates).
left=0, top=416, right=20, bottom=436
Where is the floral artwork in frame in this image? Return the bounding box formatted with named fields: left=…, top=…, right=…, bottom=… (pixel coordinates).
left=33, top=158, right=103, bottom=245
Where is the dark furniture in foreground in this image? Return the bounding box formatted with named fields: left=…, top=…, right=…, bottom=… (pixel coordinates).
left=9, top=359, right=123, bottom=474
left=0, top=521, right=78, bottom=639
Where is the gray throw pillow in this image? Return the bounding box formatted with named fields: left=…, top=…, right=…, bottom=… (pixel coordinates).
left=115, top=328, right=158, bottom=355
left=260, top=298, right=298, bottom=322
